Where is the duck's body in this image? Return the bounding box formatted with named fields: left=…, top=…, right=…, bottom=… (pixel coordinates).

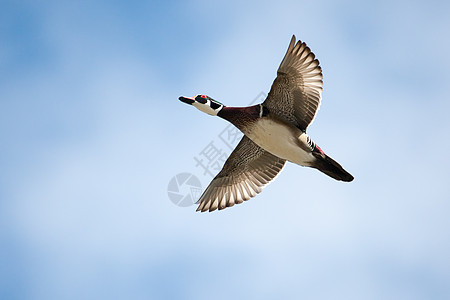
left=179, top=35, right=353, bottom=212
left=248, top=117, right=315, bottom=166
left=219, top=104, right=315, bottom=166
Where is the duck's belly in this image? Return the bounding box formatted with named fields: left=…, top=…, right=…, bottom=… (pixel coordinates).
left=244, top=118, right=314, bottom=166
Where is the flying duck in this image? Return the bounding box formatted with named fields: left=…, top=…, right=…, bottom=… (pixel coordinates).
left=179, top=35, right=353, bottom=212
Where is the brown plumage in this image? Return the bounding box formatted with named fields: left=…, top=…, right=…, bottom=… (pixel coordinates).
left=179, top=35, right=353, bottom=212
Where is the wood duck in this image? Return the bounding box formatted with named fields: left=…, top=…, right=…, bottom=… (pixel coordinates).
left=179, top=35, right=353, bottom=212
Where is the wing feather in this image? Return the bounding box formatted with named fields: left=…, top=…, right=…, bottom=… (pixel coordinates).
left=196, top=136, right=286, bottom=212
left=263, top=35, right=324, bottom=131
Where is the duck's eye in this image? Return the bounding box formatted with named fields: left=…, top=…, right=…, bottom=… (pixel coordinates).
left=196, top=95, right=207, bottom=104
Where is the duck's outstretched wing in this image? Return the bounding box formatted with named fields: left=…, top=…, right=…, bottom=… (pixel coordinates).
left=196, top=136, right=286, bottom=212
left=263, top=35, right=323, bottom=131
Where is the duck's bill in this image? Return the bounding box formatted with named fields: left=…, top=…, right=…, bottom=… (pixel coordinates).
left=179, top=96, right=195, bottom=104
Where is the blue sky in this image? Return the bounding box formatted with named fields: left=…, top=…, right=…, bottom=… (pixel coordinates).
left=1, top=0, right=450, bottom=299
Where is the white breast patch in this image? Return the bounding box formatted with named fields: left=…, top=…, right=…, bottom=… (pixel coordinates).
left=245, top=118, right=315, bottom=166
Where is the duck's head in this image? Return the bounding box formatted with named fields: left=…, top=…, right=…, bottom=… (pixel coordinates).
left=179, top=94, right=224, bottom=116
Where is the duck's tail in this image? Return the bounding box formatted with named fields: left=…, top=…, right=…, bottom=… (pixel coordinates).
left=311, top=151, right=354, bottom=182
